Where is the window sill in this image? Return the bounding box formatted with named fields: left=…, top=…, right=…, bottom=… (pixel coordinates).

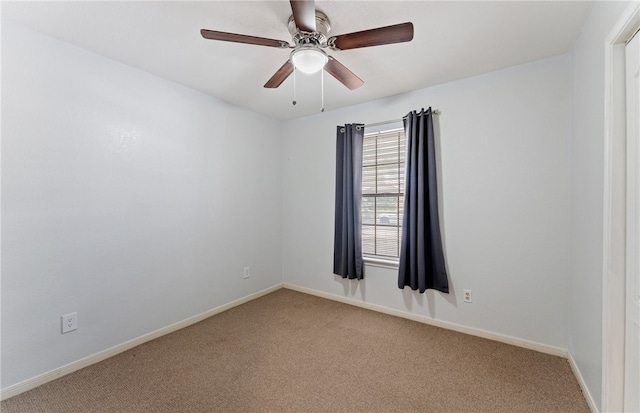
left=363, top=256, right=399, bottom=270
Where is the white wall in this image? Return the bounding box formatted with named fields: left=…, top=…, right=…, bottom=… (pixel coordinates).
left=569, top=1, right=633, bottom=411
left=1, top=22, right=283, bottom=389
left=281, top=55, right=572, bottom=350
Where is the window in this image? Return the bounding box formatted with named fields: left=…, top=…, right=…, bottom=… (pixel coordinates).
left=361, top=127, right=406, bottom=260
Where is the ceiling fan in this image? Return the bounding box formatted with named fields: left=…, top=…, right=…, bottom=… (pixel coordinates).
left=200, top=0, right=414, bottom=90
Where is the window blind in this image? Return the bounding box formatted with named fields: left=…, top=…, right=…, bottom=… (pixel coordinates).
left=361, top=128, right=406, bottom=258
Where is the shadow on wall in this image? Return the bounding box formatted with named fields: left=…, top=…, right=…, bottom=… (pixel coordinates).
left=337, top=275, right=367, bottom=302
left=402, top=284, right=457, bottom=319
left=333, top=270, right=457, bottom=320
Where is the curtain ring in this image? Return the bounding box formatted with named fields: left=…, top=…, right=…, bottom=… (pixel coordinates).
left=340, top=127, right=346, bottom=133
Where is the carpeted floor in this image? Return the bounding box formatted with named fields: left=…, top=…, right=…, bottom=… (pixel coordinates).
left=1, top=288, right=589, bottom=412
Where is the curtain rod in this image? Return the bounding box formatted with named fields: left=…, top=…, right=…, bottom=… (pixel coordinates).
left=365, top=109, right=441, bottom=128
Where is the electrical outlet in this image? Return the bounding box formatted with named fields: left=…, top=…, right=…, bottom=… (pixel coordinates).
left=463, top=290, right=472, bottom=303
left=61, top=312, right=78, bottom=333
left=243, top=266, right=250, bottom=279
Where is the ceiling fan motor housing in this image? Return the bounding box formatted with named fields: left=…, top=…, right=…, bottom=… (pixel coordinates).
left=287, top=9, right=331, bottom=39
left=292, top=31, right=326, bottom=48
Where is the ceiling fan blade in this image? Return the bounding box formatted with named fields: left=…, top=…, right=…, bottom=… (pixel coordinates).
left=201, top=29, right=289, bottom=48
left=324, top=56, right=364, bottom=90
left=328, top=22, right=414, bottom=51
left=264, top=60, right=294, bottom=88
left=290, top=0, right=316, bottom=32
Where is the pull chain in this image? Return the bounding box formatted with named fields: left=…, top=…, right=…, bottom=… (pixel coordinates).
left=320, top=69, right=325, bottom=113
left=292, top=66, right=297, bottom=106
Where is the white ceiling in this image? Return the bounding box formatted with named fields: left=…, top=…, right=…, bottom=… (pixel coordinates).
left=2, top=1, right=593, bottom=120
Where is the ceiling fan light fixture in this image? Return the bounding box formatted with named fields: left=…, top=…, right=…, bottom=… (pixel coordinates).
left=291, top=47, right=328, bottom=74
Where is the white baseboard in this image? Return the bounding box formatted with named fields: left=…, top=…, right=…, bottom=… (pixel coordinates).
left=283, top=283, right=568, bottom=358
left=568, top=352, right=599, bottom=413
left=0, top=284, right=283, bottom=401
left=2, top=282, right=573, bottom=402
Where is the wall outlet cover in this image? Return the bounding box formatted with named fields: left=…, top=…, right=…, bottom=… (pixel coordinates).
left=61, top=312, right=78, bottom=333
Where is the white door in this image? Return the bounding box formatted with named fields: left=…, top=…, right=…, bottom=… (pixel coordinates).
left=625, top=28, right=640, bottom=413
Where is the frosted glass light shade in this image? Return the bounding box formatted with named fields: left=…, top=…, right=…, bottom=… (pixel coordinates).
left=291, top=48, right=328, bottom=74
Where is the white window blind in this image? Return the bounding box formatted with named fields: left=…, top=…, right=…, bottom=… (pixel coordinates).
left=362, top=127, right=406, bottom=259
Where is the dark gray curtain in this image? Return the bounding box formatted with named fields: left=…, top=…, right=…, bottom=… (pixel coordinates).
left=398, top=108, right=448, bottom=293
left=333, top=124, right=364, bottom=279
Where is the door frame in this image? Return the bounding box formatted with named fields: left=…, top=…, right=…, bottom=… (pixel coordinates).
left=603, top=3, right=640, bottom=412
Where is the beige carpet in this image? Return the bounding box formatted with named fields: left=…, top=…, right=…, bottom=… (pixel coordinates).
left=1, top=289, right=589, bottom=412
